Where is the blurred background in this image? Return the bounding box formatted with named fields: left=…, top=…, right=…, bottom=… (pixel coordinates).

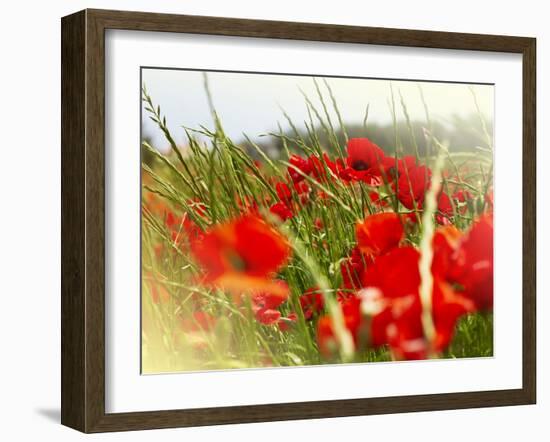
left=141, top=68, right=494, bottom=156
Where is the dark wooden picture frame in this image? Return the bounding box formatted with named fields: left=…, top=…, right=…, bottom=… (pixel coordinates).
left=61, top=8, right=536, bottom=433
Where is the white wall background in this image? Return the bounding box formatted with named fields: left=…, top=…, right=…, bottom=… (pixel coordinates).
left=0, top=0, right=546, bottom=440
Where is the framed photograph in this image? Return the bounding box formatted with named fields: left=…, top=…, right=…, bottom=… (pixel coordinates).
left=61, top=9, right=536, bottom=433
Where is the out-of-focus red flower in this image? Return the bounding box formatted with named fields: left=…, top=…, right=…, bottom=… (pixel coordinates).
left=165, top=211, right=177, bottom=229
left=249, top=281, right=291, bottom=326
left=362, top=247, right=421, bottom=301
left=431, top=225, right=462, bottom=277
left=340, top=138, right=386, bottom=185
left=300, top=287, right=326, bottom=320
left=450, top=214, right=494, bottom=310
left=316, top=296, right=363, bottom=358
left=431, top=279, right=476, bottom=351
left=190, top=215, right=291, bottom=297
left=395, top=164, right=432, bottom=210
left=340, top=246, right=370, bottom=290
left=270, top=201, right=294, bottom=221
left=250, top=282, right=289, bottom=311
left=255, top=308, right=282, bottom=325
left=431, top=215, right=493, bottom=310
left=356, top=213, right=404, bottom=257
left=436, top=192, right=453, bottom=225
left=362, top=246, right=475, bottom=359
left=316, top=317, right=339, bottom=358
left=288, top=154, right=312, bottom=183
left=278, top=312, right=298, bottom=332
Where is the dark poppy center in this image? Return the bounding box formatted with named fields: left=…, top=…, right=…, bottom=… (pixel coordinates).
left=352, top=160, right=370, bottom=171
left=227, top=251, right=249, bottom=272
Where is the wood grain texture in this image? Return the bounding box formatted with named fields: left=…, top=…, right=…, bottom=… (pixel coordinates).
left=522, top=38, right=537, bottom=402
left=61, top=8, right=537, bottom=433
left=61, top=10, right=86, bottom=431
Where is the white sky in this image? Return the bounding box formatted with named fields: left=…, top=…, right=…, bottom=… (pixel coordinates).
left=141, top=69, right=493, bottom=149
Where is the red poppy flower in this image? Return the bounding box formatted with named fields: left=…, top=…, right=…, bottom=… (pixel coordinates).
left=270, top=180, right=310, bottom=222
left=340, top=246, right=370, bottom=290
left=190, top=214, right=291, bottom=297
left=431, top=215, right=493, bottom=311
left=332, top=158, right=351, bottom=182
left=336, top=290, right=357, bottom=304
left=435, top=192, right=453, bottom=225
left=362, top=247, right=421, bottom=300
left=294, top=181, right=311, bottom=204
left=308, top=153, right=338, bottom=182
left=399, top=211, right=420, bottom=225
left=299, top=287, right=326, bottom=320
left=432, top=278, right=476, bottom=351
left=288, top=154, right=312, bottom=183
left=270, top=201, right=294, bottom=221
left=248, top=281, right=290, bottom=326
left=274, top=180, right=310, bottom=205
left=316, top=296, right=363, bottom=358
left=356, top=213, right=404, bottom=257
left=341, top=138, right=386, bottom=185
left=450, top=214, right=494, bottom=310
left=369, top=191, right=390, bottom=208
left=255, top=308, right=282, bottom=325
left=362, top=246, right=475, bottom=359
left=381, top=155, right=417, bottom=182
left=431, top=225, right=462, bottom=277
left=278, top=312, right=298, bottom=332
left=275, top=182, right=293, bottom=205
left=165, top=211, right=177, bottom=229
left=316, top=317, right=339, bottom=357
left=395, top=164, right=432, bottom=210
left=250, top=282, right=289, bottom=311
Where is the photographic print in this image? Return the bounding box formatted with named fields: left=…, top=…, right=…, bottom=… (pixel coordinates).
left=140, top=68, right=494, bottom=374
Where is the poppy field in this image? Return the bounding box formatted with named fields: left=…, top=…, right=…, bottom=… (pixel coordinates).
left=141, top=72, right=494, bottom=373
